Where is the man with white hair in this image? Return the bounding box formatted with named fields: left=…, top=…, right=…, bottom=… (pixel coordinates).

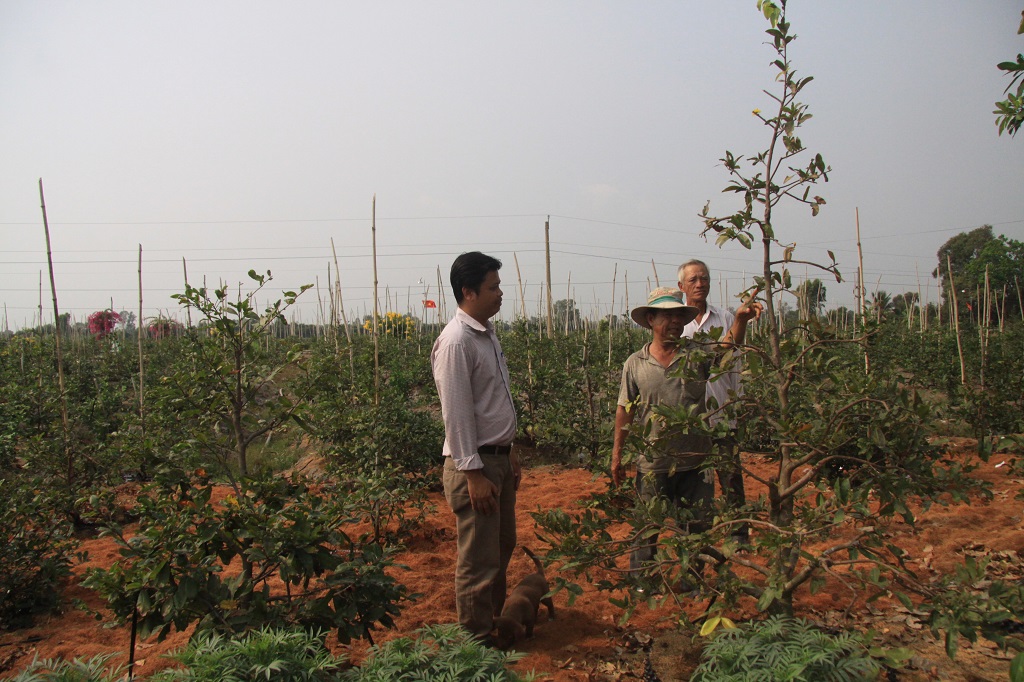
left=678, top=259, right=748, bottom=542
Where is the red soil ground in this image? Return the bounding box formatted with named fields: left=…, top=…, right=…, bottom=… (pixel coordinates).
left=2, top=438, right=1021, bottom=681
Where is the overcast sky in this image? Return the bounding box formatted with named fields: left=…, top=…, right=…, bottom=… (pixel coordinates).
left=2, top=1, right=1022, bottom=330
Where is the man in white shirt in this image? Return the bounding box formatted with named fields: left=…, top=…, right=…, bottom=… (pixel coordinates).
left=678, top=259, right=748, bottom=541
left=431, top=251, right=520, bottom=639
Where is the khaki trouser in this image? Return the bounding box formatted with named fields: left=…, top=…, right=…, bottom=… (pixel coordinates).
left=442, top=454, right=517, bottom=637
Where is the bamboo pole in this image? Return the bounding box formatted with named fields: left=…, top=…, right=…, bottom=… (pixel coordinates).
left=181, top=258, right=192, bottom=328
left=947, top=254, right=967, bottom=386
left=330, top=238, right=355, bottom=384
left=564, top=272, right=572, bottom=335
left=315, top=277, right=324, bottom=340
left=38, top=179, right=73, bottom=492
left=545, top=217, right=553, bottom=339
left=855, top=208, right=868, bottom=373
left=437, top=266, right=447, bottom=321
left=999, top=283, right=1007, bottom=332
left=513, top=252, right=528, bottom=322
left=371, top=195, right=380, bottom=409
left=137, top=245, right=145, bottom=440
left=1016, top=276, right=1023, bottom=322
left=916, top=262, right=924, bottom=332
left=608, top=263, right=617, bottom=366
left=651, top=259, right=659, bottom=287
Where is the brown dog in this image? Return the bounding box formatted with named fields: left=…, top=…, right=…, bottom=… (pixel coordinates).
left=491, top=546, right=555, bottom=649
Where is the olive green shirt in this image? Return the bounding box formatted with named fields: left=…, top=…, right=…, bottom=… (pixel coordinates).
left=617, top=341, right=713, bottom=474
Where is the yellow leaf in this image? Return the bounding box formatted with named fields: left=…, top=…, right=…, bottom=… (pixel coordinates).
left=700, top=616, right=722, bottom=636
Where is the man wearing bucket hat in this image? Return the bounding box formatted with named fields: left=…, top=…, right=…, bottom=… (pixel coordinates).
left=611, top=285, right=760, bottom=578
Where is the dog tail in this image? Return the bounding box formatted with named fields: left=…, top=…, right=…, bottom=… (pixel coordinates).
left=522, top=546, right=545, bottom=574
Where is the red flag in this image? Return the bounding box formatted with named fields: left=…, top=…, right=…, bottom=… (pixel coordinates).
left=423, top=300, right=437, bottom=308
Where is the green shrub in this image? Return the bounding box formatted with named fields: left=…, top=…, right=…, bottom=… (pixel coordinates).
left=0, top=478, right=77, bottom=629
left=9, top=653, right=127, bottom=682
left=343, top=624, right=536, bottom=681
left=83, top=467, right=412, bottom=643
left=692, top=616, right=880, bottom=682
left=153, top=626, right=345, bottom=681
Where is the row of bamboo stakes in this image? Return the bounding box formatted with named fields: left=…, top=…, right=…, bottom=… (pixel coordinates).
left=29, top=186, right=1024, bottom=422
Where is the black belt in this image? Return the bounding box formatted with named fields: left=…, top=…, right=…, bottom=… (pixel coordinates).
left=478, top=444, right=512, bottom=455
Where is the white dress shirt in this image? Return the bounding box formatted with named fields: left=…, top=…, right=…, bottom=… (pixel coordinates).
left=431, top=308, right=516, bottom=470
left=683, top=303, right=742, bottom=427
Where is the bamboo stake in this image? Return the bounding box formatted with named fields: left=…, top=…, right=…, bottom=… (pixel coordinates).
left=371, top=195, right=380, bottom=409
left=916, top=262, right=924, bottom=332
left=545, top=217, right=553, bottom=339
left=855, top=207, right=868, bottom=373
left=564, top=272, right=572, bottom=335
left=513, top=252, right=528, bottom=322
left=437, top=265, right=447, bottom=321
left=608, top=263, right=617, bottom=366
left=180, top=258, right=192, bottom=328
left=1000, top=283, right=1007, bottom=332
left=651, top=259, right=659, bottom=287
left=38, top=180, right=73, bottom=497
left=947, top=254, right=967, bottom=386
left=330, top=238, right=355, bottom=383
left=138, top=245, right=145, bottom=441
left=1016, top=276, right=1023, bottom=322
left=315, top=277, right=324, bottom=340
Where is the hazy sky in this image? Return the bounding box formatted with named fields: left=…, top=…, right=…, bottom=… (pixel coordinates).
left=2, top=1, right=1022, bottom=330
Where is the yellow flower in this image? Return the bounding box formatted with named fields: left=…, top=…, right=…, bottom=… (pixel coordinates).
left=752, top=108, right=761, bottom=116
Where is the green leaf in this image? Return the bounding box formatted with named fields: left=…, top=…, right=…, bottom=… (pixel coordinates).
left=1010, top=651, right=1024, bottom=682
left=945, top=629, right=958, bottom=659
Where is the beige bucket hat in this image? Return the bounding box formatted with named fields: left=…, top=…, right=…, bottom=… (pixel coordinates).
left=630, top=287, right=700, bottom=329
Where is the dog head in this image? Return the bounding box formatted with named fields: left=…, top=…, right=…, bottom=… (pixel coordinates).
left=491, top=615, right=526, bottom=649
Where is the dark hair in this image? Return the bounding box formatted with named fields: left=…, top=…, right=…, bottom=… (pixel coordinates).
left=450, top=252, right=502, bottom=303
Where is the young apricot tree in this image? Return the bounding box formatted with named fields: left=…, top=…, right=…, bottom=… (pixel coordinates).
left=534, top=0, right=984, bottom=634
left=163, top=270, right=312, bottom=477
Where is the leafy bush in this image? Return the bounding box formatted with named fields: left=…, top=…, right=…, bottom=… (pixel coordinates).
left=153, top=626, right=346, bottom=681
left=342, top=624, right=536, bottom=681
left=9, top=653, right=127, bottom=682
left=692, top=616, right=881, bottom=682
left=84, top=467, right=412, bottom=643
left=0, top=478, right=77, bottom=629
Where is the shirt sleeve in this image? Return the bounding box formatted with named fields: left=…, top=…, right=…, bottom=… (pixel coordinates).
left=617, top=357, right=639, bottom=409
left=432, top=339, right=484, bottom=471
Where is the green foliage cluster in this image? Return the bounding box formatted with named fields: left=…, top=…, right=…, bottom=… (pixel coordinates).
left=691, top=616, right=882, bottom=682
left=9, top=653, right=127, bottom=682
left=503, top=323, right=628, bottom=464
left=993, top=10, right=1024, bottom=137
left=341, top=624, right=535, bottom=681
left=11, top=625, right=538, bottom=681
left=917, top=555, right=1024, bottom=662
left=934, top=226, right=1024, bottom=320
left=0, top=479, right=77, bottom=629
left=870, top=319, right=1024, bottom=438
left=153, top=626, right=346, bottom=681
left=83, top=466, right=411, bottom=643
left=298, top=336, right=443, bottom=476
